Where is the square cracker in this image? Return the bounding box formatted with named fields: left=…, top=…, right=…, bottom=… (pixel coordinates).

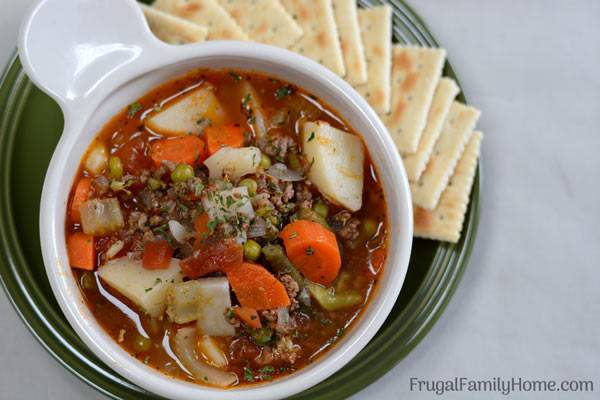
left=410, top=101, right=480, bottom=210
left=403, top=77, right=459, bottom=181
left=280, top=0, right=346, bottom=76
left=140, top=4, right=208, bottom=44
left=217, top=0, right=303, bottom=48
left=414, top=131, right=482, bottom=242
left=383, top=46, right=446, bottom=154
left=355, top=5, right=392, bottom=114
left=332, top=0, right=367, bottom=85
left=153, top=0, right=249, bottom=40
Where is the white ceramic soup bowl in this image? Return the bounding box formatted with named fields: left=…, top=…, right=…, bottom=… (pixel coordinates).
left=18, top=0, right=413, bottom=399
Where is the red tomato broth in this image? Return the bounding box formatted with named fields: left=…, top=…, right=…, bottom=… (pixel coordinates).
left=66, top=68, right=389, bottom=387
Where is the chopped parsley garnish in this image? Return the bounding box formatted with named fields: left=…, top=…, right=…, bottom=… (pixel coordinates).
left=275, top=86, right=294, bottom=100
left=307, top=131, right=316, bottom=142
left=127, top=101, right=142, bottom=118
left=305, top=246, right=315, bottom=255
left=243, top=367, right=255, bottom=382
left=207, top=219, right=219, bottom=233
left=229, top=71, right=243, bottom=82
left=242, top=93, right=252, bottom=108
left=258, top=365, right=275, bottom=380
left=289, top=231, right=299, bottom=239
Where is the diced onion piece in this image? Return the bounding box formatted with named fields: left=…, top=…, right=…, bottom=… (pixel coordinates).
left=247, top=217, right=267, bottom=238
left=197, top=335, right=228, bottom=368
left=173, top=327, right=238, bottom=387
left=146, top=84, right=226, bottom=136
left=98, top=257, right=182, bottom=317
left=204, top=147, right=261, bottom=181
left=80, top=198, right=124, bottom=236
left=302, top=121, right=364, bottom=211
left=266, top=163, right=304, bottom=182
left=166, top=277, right=235, bottom=337
left=105, top=240, right=124, bottom=259
left=84, top=141, right=108, bottom=175
left=276, top=307, right=290, bottom=331
left=168, top=220, right=191, bottom=244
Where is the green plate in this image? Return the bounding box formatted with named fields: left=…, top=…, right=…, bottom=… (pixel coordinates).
left=0, top=1, right=480, bottom=399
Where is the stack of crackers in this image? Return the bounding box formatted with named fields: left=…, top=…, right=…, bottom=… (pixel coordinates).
left=139, top=0, right=483, bottom=243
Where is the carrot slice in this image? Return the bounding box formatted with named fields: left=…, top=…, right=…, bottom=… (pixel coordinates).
left=279, top=220, right=341, bottom=286
left=205, top=124, right=245, bottom=155
left=70, top=177, right=92, bottom=223
left=227, top=262, right=290, bottom=310
left=233, top=306, right=262, bottom=329
left=150, top=135, right=207, bottom=167
left=193, top=213, right=210, bottom=246
left=67, top=232, right=95, bottom=270
left=181, top=238, right=243, bottom=279
left=142, top=238, right=173, bottom=269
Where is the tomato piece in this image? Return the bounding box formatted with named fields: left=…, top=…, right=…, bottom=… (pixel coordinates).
left=115, top=137, right=153, bottom=174
left=142, top=238, right=173, bottom=269
left=180, top=237, right=243, bottom=278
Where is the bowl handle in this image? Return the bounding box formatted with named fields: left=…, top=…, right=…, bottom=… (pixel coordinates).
left=18, top=0, right=166, bottom=115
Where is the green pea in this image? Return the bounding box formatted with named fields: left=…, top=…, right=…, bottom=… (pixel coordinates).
left=171, top=164, right=194, bottom=182
left=244, top=239, right=262, bottom=261
left=259, top=153, right=272, bottom=169
left=80, top=272, right=96, bottom=291
left=148, top=177, right=165, bottom=190
left=108, top=156, right=123, bottom=179
left=250, top=327, right=273, bottom=347
left=361, top=218, right=378, bottom=238
left=133, top=334, right=152, bottom=353
left=239, top=178, right=258, bottom=197
left=313, top=202, right=329, bottom=219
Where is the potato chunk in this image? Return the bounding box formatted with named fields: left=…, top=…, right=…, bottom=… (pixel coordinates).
left=83, top=141, right=108, bottom=175
left=302, top=121, right=364, bottom=211
left=146, top=84, right=226, bottom=136
left=166, top=277, right=235, bottom=337
left=79, top=198, right=124, bottom=236
left=98, top=257, right=183, bottom=317
left=203, top=146, right=261, bottom=180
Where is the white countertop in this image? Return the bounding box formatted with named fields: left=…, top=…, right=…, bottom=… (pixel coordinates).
left=1, top=1, right=599, bottom=399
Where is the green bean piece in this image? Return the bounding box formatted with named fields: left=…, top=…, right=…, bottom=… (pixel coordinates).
left=108, top=156, right=123, bottom=179
left=312, top=202, right=329, bottom=219
left=171, top=164, right=194, bottom=182
left=260, top=153, right=272, bottom=169
left=262, top=244, right=305, bottom=286
left=297, top=207, right=331, bottom=230
left=361, top=218, right=378, bottom=238
left=133, top=334, right=152, bottom=353
left=307, top=282, right=363, bottom=311
left=239, top=178, right=258, bottom=197
left=244, top=239, right=262, bottom=261
left=80, top=272, right=96, bottom=291
left=250, top=327, right=273, bottom=347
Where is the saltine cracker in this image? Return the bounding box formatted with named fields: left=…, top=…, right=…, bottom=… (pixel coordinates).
left=414, top=131, right=482, bottom=242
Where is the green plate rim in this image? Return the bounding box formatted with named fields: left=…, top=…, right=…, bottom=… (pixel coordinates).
left=0, top=1, right=481, bottom=399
